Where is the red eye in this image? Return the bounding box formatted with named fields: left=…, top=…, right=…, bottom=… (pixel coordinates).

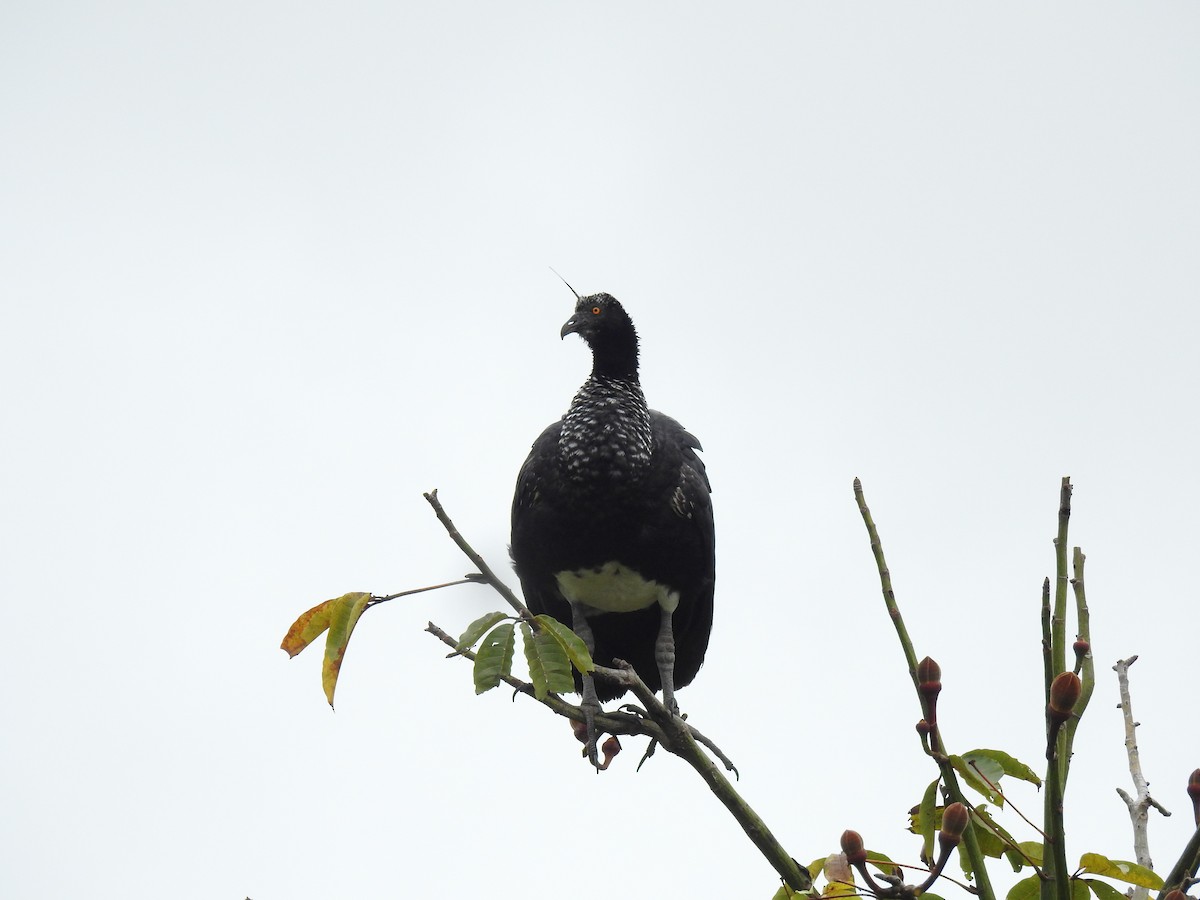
left=591, top=306, right=601, bottom=315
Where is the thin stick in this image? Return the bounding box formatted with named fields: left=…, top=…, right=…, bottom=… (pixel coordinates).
left=423, top=489, right=536, bottom=624
left=369, top=577, right=479, bottom=605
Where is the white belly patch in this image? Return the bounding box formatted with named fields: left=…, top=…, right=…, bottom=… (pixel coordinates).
left=556, top=561, right=680, bottom=615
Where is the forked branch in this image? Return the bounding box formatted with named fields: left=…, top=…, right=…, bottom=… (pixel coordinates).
left=421, top=490, right=811, bottom=893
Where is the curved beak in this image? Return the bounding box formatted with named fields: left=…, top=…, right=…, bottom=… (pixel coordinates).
left=560, top=315, right=582, bottom=340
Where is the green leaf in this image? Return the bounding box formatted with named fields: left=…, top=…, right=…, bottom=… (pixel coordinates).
left=322, top=592, right=372, bottom=708
left=473, top=623, right=516, bottom=694
left=1084, top=879, right=1130, bottom=900
left=923, top=894, right=947, bottom=900
left=1072, top=879, right=1092, bottom=900
left=1017, top=842, right=1045, bottom=867
left=951, top=754, right=1002, bottom=805
left=535, top=614, right=594, bottom=673
left=864, top=851, right=895, bottom=872
left=520, top=623, right=546, bottom=698
left=1006, top=873, right=1042, bottom=900
left=918, top=777, right=940, bottom=863
left=521, top=622, right=575, bottom=700
left=972, top=805, right=1021, bottom=863
left=1077, top=853, right=1163, bottom=889
left=962, top=748, right=1042, bottom=787
left=957, top=839, right=975, bottom=881
left=456, top=611, right=510, bottom=651
left=280, top=597, right=338, bottom=658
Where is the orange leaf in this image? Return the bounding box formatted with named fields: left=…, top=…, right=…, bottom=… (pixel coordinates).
left=280, top=599, right=338, bottom=658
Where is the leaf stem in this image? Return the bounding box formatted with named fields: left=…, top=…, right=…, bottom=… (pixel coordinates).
left=369, top=577, right=479, bottom=605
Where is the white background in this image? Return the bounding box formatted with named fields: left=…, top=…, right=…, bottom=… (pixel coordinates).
left=2, top=4, right=1197, bottom=898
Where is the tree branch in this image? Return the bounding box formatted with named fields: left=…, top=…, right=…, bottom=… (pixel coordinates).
left=423, top=489, right=536, bottom=624
left=423, top=492, right=811, bottom=893
left=1113, top=655, right=1171, bottom=900
left=1044, top=478, right=1073, bottom=900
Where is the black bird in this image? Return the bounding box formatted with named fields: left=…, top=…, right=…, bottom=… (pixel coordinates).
left=510, top=292, right=715, bottom=766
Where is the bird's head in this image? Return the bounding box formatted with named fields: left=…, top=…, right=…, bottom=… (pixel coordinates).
left=560, top=293, right=640, bottom=379
left=560, top=293, right=633, bottom=341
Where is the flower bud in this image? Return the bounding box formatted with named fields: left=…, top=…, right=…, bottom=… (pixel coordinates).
left=1072, top=639, right=1090, bottom=660
left=598, top=735, right=621, bottom=770
left=571, top=719, right=589, bottom=744
left=939, top=802, right=969, bottom=846
left=840, top=829, right=868, bottom=866
left=1048, top=671, right=1082, bottom=723
left=917, top=657, right=942, bottom=723
left=1163, top=890, right=1187, bottom=900
left=917, top=656, right=942, bottom=688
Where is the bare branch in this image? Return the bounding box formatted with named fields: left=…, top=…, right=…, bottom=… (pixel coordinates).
left=1113, top=655, right=1172, bottom=900
left=423, top=489, right=537, bottom=625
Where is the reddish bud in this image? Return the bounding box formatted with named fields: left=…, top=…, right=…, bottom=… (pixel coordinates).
left=916, top=719, right=932, bottom=737
left=939, top=803, right=970, bottom=847
left=597, top=736, right=621, bottom=770
left=917, top=656, right=942, bottom=686
left=840, top=830, right=868, bottom=866
left=1072, top=639, right=1090, bottom=659
left=1163, top=891, right=1187, bottom=900
left=1048, top=671, right=1082, bottom=723
left=917, top=657, right=942, bottom=725
left=571, top=719, right=589, bottom=744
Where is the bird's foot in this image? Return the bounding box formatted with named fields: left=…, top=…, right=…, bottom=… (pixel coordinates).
left=576, top=715, right=624, bottom=772
left=636, top=737, right=660, bottom=772
left=616, top=702, right=649, bottom=719
left=572, top=692, right=604, bottom=770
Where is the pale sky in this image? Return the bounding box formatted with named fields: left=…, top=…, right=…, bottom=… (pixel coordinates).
left=2, top=4, right=1198, bottom=899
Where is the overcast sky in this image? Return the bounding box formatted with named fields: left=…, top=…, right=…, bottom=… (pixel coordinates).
left=2, top=3, right=1198, bottom=899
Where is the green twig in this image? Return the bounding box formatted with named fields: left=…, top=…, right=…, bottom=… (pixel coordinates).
left=1041, top=578, right=1053, bottom=708
left=853, top=477, right=996, bottom=900
left=1042, top=480, right=1074, bottom=900
left=853, top=478, right=919, bottom=686
left=1051, top=478, right=1072, bottom=679
left=1059, top=547, right=1094, bottom=790
left=1157, top=822, right=1200, bottom=897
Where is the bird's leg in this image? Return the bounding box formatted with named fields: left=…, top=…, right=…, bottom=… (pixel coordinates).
left=655, top=603, right=679, bottom=716
left=570, top=603, right=603, bottom=769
